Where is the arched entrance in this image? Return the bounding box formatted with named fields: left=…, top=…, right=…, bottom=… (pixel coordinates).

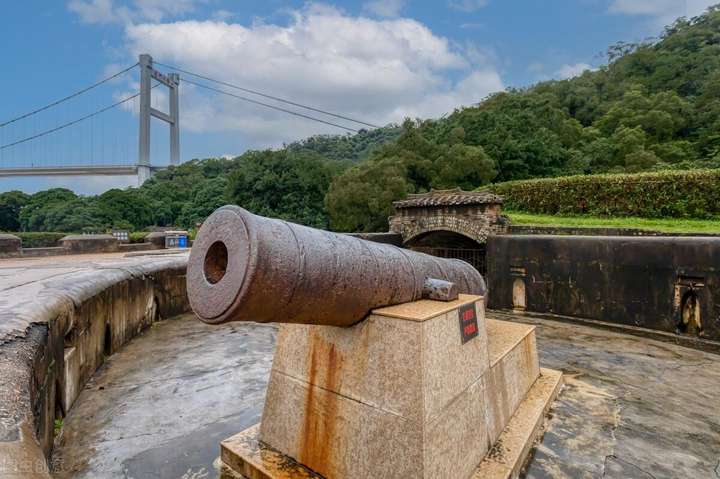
left=512, top=278, right=526, bottom=311
left=388, top=188, right=508, bottom=277
left=678, top=290, right=702, bottom=335
left=405, top=230, right=487, bottom=275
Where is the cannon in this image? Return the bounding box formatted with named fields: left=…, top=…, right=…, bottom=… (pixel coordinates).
left=188, top=207, right=563, bottom=479
left=187, top=205, right=486, bottom=327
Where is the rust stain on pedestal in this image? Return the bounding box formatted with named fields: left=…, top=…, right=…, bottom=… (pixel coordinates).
left=299, top=332, right=343, bottom=476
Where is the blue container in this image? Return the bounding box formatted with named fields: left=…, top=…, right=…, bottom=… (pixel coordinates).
left=178, top=235, right=188, bottom=248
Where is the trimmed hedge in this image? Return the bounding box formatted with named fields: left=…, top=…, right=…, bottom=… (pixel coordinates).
left=129, top=232, right=149, bottom=244
left=14, top=232, right=67, bottom=248
left=486, top=169, right=720, bottom=219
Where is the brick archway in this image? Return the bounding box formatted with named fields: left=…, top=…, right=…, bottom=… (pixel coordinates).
left=401, top=217, right=491, bottom=245
left=389, top=188, right=508, bottom=245
left=389, top=189, right=508, bottom=274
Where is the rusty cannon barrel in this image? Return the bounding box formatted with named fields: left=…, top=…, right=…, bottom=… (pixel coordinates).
left=187, top=205, right=486, bottom=327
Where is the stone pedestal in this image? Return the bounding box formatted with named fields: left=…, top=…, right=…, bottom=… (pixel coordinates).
left=221, top=295, right=561, bottom=479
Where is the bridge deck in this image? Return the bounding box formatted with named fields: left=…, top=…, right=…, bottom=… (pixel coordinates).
left=0, top=165, right=167, bottom=176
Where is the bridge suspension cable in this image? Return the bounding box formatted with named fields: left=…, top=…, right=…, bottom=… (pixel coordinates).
left=0, top=53, right=382, bottom=183
left=0, top=63, right=139, bottom=128
left=155, top=61, right=380, bottom=129
left=182, top=78, right=359, bottom=132
left=0, top=86, right=161, bottom=151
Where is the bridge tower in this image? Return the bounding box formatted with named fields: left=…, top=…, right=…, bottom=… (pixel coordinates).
left=138, top=54, right=180, bottom=184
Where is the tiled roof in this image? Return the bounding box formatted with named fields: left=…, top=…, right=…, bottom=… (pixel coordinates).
left=392, top=188, right=503, bottom=209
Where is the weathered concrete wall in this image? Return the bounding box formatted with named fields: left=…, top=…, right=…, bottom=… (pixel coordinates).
left=486, top=235, right=720, bottom=341
left=0, top=253, right=189, bottom=478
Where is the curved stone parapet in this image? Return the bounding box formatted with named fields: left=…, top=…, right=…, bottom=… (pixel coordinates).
left=0, top=252, right=190, bottom=478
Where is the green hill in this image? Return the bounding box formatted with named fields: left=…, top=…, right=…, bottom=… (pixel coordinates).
left=429, top=7, right=720, bottom=181
left=285, top=126, right=402, bottom=163
left=327, top=6, right=720, bottom=231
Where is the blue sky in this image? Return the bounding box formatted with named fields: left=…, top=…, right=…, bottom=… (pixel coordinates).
left=0, top=0, right=716, bottom=194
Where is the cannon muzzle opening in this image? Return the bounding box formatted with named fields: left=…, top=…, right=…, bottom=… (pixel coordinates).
left=204, top=240, right=228, bottom=284
left=187, top=206, right=486, bottom=327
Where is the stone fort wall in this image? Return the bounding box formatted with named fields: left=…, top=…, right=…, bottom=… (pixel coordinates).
left=486, top=235, right=720, bottom=344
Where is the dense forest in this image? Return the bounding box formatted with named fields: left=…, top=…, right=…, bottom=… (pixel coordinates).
left=2, top=6, right=719, bottom=234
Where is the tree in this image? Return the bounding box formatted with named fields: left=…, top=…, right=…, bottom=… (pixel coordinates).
left=177, top=176, right=229, bottom=229
left=227, top=150, right=343, bottom=229
left=20, top=188, right=78, bottom=231
left=325, top=158, right=410, bottom=232
left=286, top=126, right=402, bottom=163
left=40, top=197, right=104, bottom=232
left=96, top=189, right=153, bottom=230
left=433, top=143, right=496, bottom=190
left=0, top=191, right=29, bottom=231
left=139, top=157, right=238, bottom=226
left=435, top=92, right=580, bottom=181
left=325, top=121, right=498, bottom=232
left=595, top=88, right=690, bottom=141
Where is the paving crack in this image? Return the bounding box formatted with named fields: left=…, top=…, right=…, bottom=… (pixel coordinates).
left=91, top=363, right=240, bottom=390
left=664, top=360, right=714, bottom=370
left=604, top=455, right=658, bottom=479
left=90, top=431, right=158, bottom=446
left=601, top=394, right=622, bottom=478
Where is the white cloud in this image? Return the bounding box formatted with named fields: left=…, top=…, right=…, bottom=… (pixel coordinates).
left=363, top=0, right=405, bottom=17
left=555, top=62, right=592, bottom=79
left=212, top=9, right=234, bottom=21
left=609, top=0, right=716, bottom=27
left=68, top=0, right=121, bottom=24
left=527, top=62, right=545, bottom=74
left=448, top=0, right=489, bottom=12
left=68, top=0, right=201, bottom=25
left=132, top=0, right=200, bottom=22
left=121, top=4, right=504, bottom=149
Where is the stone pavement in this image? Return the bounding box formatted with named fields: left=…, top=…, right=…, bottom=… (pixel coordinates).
left=51, top=315, right=277, bottom=479
left=492, top=310, right=720, bottom=479
left=51, top=311, right=720, bottom=479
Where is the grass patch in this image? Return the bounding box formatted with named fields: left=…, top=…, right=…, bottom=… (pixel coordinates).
left=506, top=211, right=720, bottom=234
left=54, top=418, right=63, bottom=437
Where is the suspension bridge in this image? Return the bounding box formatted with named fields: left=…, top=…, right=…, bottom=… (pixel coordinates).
left=0, top=55, right=378, bottom=185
